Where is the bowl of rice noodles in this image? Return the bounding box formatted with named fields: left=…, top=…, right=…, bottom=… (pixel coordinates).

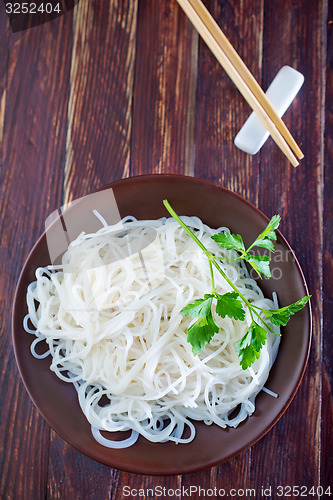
left=12, top=174, right=311, bottom=474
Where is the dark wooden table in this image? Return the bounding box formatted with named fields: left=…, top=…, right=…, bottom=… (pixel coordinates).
left=0, top=1, right=332, bottom=498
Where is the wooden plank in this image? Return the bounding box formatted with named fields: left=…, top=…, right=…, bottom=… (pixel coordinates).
left=186, top=0, right=263, bottom=491
left=1, top=0, right=330, bottom=495
left=46, top=1, right=139, bottom=498
left=181, top=454, right=251, bottom=496
left=322, top=0, right=333, bottom=487
left=193, top=0, right=264, bottom=205
left=55, top=0, right=195, bottom=494
left=253, top=0, right=327, bottom=490
left=0, top=11, right=73, bottom=500
left=130, top=0, right=198, bottom=176
left=0, top=2, right=9, bottom=170
left=111, top=474, right=181, bottom=500
left=46, top=434, right=113, bottom=499
left=62, top=0, right=138, bottom=205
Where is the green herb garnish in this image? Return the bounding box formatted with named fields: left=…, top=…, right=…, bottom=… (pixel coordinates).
left=163, top=200, right=310, bottom=370
left=211, top=214, right=280, bottom=278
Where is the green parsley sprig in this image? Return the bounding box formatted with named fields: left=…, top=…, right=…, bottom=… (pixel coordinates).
left=163, top=200, right=310, bottom=370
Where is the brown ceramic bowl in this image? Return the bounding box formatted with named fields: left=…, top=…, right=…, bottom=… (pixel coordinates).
left=12, top=174, right=311, bottom=475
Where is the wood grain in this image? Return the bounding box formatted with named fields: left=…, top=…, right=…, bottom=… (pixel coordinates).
left=323, top=0, right=333, bottom=487
left=253, top=0, right=327, bottom=491
left=131, top=0, right=198, bottom=176
left=0, top=3, right=9, bottom=168
left=193, top=0, right=263, bottom=204
left=0, top=0, right=331, bottom=498
left=47, top=1, right=139, bottom=498
left=63, top=0, right=138, bottom=204
left=47, top=434, right=114, bottom=499
left=184, top=0, right=264, bottom=493
left=0, top=11, right=73, bottom=500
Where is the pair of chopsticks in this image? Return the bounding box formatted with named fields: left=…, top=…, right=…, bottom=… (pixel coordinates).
left=176, top=0, right=303, bottom=167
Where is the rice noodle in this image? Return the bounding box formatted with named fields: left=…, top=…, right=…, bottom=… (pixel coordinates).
left=25, top=215, right=280, bottom=447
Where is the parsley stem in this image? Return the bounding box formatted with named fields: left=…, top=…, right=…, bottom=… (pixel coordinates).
left=163, top=200, right=253, bottom=307
left=163, top=200, right=213, bottom=260
left=214, top=256, right=241, bottom=262
left=210, top=258, right=251, bottom=307
left=209, top=259, right=216, bottom=294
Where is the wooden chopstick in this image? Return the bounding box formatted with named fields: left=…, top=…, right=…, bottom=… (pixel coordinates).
left=184, top=0, right=304, bottom=160
left=176, top=0, right=303, bottom=167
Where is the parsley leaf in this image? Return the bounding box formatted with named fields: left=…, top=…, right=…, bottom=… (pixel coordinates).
left=243, top=254, right=271, bottom=278
left=211, top=215, right=280, bottom=278
left=182, top=292, right=245, bottom=354
left=256, top=214, right=281, bottom=242
left=252, top=238, right=275, bottom=252
left=211, top=232, right=245, bottom=253
left=181, top=294, right=214, bottom=318
left=187, top=312, right=219, bottom=355
left=247, top=215, right=280, bottom=253
left=236, top=321, right=267, bottom=370
left=215, top=292, right=245, bottom=321
left=263, top=296, right=311, bottom=326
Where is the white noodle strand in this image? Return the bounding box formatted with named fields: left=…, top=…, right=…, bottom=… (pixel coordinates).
left=25, top=216, right=280, bottom=447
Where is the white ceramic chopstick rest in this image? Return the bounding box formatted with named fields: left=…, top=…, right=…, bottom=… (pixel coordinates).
left=234, top=66, right=304, bottom=155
